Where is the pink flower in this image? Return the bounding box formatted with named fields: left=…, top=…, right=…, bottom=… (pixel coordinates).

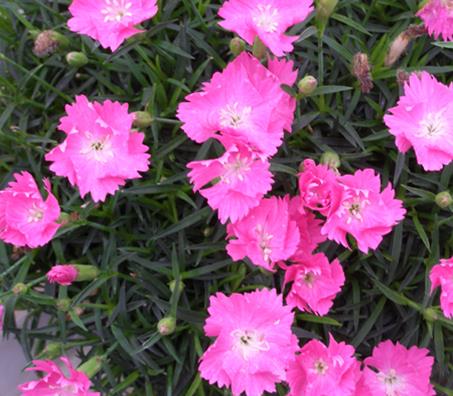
left=362, top=340, right=435, bottom=396
left=417, top=0, right=453, bottom=42
left=322, top=169, right=406, bottom=253
left=286, top=334, right=361, bottom=396
left=288, top=196, right=326, bottom=257
left=430, top=257, right=453, bottom=318
left=226, top=196, right=300, bottom=271
left=177, top=53, right=296, bottom=158
left=68, top=0, right=158, bottom=51
left=284, top=253, right=344, bottom=316
left=47, top=265, right=79, bottom=286
left=18, top=356, right=100, bottom=396
left=199, top=288, right=298, bottom=396
left=46, top=95, right=150, bottom=202
left=0, top=172, right=61, bottom=248
left=218, top=0, right=314, bottom=56
left=0, top=305, right=4, bottom=332
left=187, top=145, right=273, bottom=224
left=384, top=71, right=453, bottom=171
left=298, top=159, right=343, bottom=216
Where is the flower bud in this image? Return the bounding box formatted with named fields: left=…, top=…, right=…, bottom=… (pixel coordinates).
left=169, top=280, right=185, bottom=293
left=320, top=151, right=341, bottom=170
left=252, top=36, right=267, bottom=60
left=66, top=51, right=88, bottom=68
left=385, top=25, right=426, bottom=67
left=78, top=356, right=104, bottom=378
left=157, top=317, right=176, bottom=336
left=298, top=75, right=318, bottom=96
left=352, top=53, right=373, bottom=93
left=229, top=37, right=246, bottom=57
left=423, top=307, right=439, bottom=323
left=37, top=342, right=64, bottom=360
left=56, top=298, right=71, bottom=312
left=203, top=226, right=214, bottom=237
left=316, top=0, right=338, bottom=23
left=132, top=111, right=153, bottom=128
left=435, top=191, right=452, bottom=209
left=73, top=265, right=100, bottom=282
left=12, top=283, right=27, bottom=296
left=47, top=265, right=78, bottom=286
left=33, top=30, right=68, bottom=58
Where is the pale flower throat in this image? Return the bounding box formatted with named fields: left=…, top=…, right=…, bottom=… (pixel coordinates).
left=101, top=0, right=133, bottom=22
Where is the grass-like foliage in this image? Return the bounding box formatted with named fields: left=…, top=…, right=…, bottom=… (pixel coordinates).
left=1, top=0, right=453, bottom=394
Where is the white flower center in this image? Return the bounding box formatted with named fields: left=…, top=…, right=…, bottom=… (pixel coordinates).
left=255, top=224, right=273, bottom=263
left=101, top=0, right=133, bottom=22
left=418, top=111, right=448, bottom=139
left=221, top=154, right=252, bottom=184
left=338, top=192, right=370, bottom=224
left=231, top=329, right=270, bottom=360
left=27, top=204, right=44, bottom=223
left=252, top=4, right=279, bottom=33
left=313, top=358, right=329, bottom=375
left=377, top=368, right=405, bottom=396
left=219, top=103, right=252, bottom=129
left=80, top=134, right=114, bottom=163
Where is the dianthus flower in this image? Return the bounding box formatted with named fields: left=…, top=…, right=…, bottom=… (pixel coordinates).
left=322, top=169, right=406, bottom=253
left=298, top=159, right=343, bottom=216
left=177, top=53, right=296, bottom=157
left=384, top=71, right=453, bottom=171
left=18, top=357, right=100, bottom=396
left=417, top=0, right=453, bottom=42
left=218, top=0, right=314, bottom=56
left=47, top=265, right=79, bottom=286
left=199, top=288, right=298, bottom=396
left=284, top=252, right=344, bottom=316
left=362, top=340, right=435, bottom=396
left=226, top=196, right=300, bottom=271
left=68, top=0, right=158, bottom=51
left=46, top=95, right=150, bottom=202
left=287, top=334, right=361, bottom=396
left=0, top=172, right=61, bottom=248
left=187, top=145, right=273, bottom=224
left=430, top=257, right=453, bottom=318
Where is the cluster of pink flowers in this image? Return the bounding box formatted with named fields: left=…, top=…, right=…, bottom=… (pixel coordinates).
left=199, top=288, right=436, bottom=396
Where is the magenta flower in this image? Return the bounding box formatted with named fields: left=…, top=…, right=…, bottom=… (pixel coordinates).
left=284, top=252, right=344, bottom=316
left=187, top=145, right=273, bottom=224
left=199, top=288, right=298, bottom=396
left=218, top=0, right=314, bottom=56
left=430, top=257, right=453, bottom=318
left=0, top=172, right=61, bottom=248
left=418, top=0, right=453, bottom=42
left=226, top=196, right=300, bottom=271
left=46, top=95, right=150, bottom=202
left=322, top=169, right=406, bottom=253
left=287, top=334, right=361, bottom=396
left=68, top=0, right=158, bottom=51
left=177, top=53, right=296, bottom=158
left=47, top=265, right=79, bottom=286
left=362, top=340, right=435, bottom=396
left=18, top=357, right=100, bottom=396
left=384, top=72, right=453, bottom=171
left=298, top=159, right=343, bottom=216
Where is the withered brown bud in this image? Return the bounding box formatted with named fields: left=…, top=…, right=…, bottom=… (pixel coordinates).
left=385, top=25, right=426, bottom=67
left=352, top=53, right=373, bottom=94
left=33, top=30, right=68, bottom=58
left=396, top=69, right=424, bottom=88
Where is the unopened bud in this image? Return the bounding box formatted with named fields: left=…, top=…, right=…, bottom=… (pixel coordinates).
left=12, top=283, right=27, bottom=296
left=435, top=191, right=452, bottom=209
left=66, top=52, right=88, bottom=68
left=33, top=30, right=68, bottom=58
left=169, top=280, right=185, bottom=293
left=37, top=342, right=64, bottom=360
left=157, top=317, right=176, bottom=336
left=203, top=226, right=214, bottom=237
left=252, top=36, right=267, bottom=60
left=298, top=75, right=318, bottom=96
left=423, top=307, right=439, bottom=323
left=78, top=356, right=103, bottom=378
left=73, top=265, right=100, bottom=282
left=352, top=53, right=373, bottom=93
left=229, top=37, right=246, bottom=57
left=316, top=0, right=338, bottom=22
left=320, top=151, right=341, bottom=170
left=132, top=111, right=153, bottom=128
left=56, top=298, right=71, bottom=312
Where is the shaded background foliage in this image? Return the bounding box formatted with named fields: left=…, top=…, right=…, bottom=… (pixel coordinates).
left=1, top=0, right=453, bottom=394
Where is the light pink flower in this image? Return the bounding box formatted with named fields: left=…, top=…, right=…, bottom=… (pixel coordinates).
left=298, top=159, right=343, bottom=216
left=226, top=196, right=300, bottom=271
left=0, top=172, right=61, bottom=248
left=322, top=169, right=406, bottom=253
left=384, top=71, right=453, bottom=171
left=218, top=0, right=314, bottom=56
left=417, top=0, right=453, bottom=42
left=68, top=0, right=158, bottom=51
left=362, top=340, right=435, bottom=396
left=47, top=265, right=79, bottom=286
left=430, top=257, right=453, bottom=318
left=0, top=305, right=4, bottom=332
left=287, top=334, right=361, bottom=396
left=177, top=53, right=296, bottom=158
left=199, top=288, right=298, bottom=396
left=187, top=145, right=273, bottom=224
left=18, top=356, right=100, bottom=396
left=288, top=196, right=326, bottom=257
left=284, top=253, right=344, bottom=316
left=46, top=95, right=150, bottom=202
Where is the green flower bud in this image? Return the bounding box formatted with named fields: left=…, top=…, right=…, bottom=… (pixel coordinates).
left=132, top=111, right=153, bottom=128
left=423, top=307, right=439, bottom=323
left=66, top=51, right=88, bottom=68
left=202, top=226, right=214, bottom=237
left=320, top=151, right=341, bottom=170
left=316, top=0, right=339, bottom=22
left=78, top=356, right=104, bottom=378
left=229, top=37, right=246, bottom=57
left=169, top=280, right=185, bottom=293
left=73, top=265, right=100, bottom=282
left=56, top=298, right=71, bottom=312
left=37, top=342, right=64, bottom=360
left=298, top=75, right=318, bottom=96
left=252, top=36, right=267, bottom=60
left=12, top=283, right=28, bottom=295
left=435, top=191, right=452, bottom=209
left=157, top=317, right=176, bottom=336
